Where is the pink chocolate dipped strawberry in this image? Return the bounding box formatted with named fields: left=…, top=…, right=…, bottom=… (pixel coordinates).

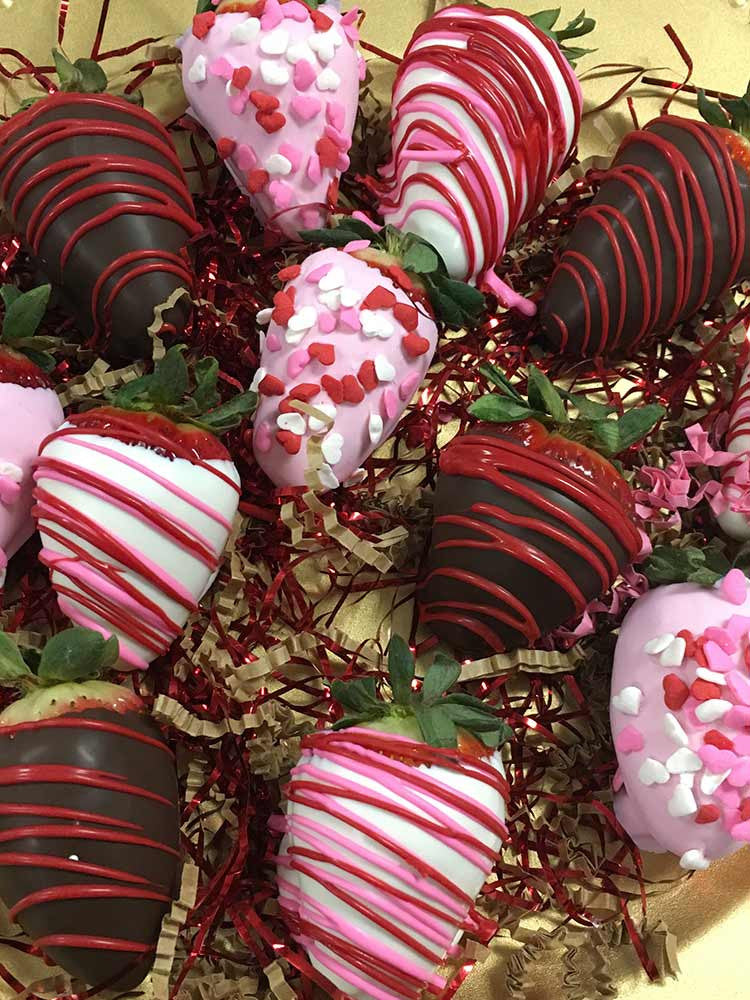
left=179, top=0, right=363, bottom=240
left=252, top=223, right=485, bottom=488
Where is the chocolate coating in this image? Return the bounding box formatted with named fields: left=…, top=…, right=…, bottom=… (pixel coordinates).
left=541, top=115, right=750, bottom=357
left=0, top=93, right=199, bottom=362
left=418, top=430, right=641, bottom=659
left=0, top=708, right=180, bottom=989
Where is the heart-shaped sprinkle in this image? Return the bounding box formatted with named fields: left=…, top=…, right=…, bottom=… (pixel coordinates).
left=727, top=669, right=750, bottom=706
left=230, top=17, right=262, bottom=43
left=701, top=769, right=732, bottom=795
left=615, top=725, right=644, bottom=754
left=236, top=144, right=257, bottom=170
left=256, top=307, right=273, bottom=326
left=217, top=137, right=237, bottom=159
left=358, top=360, right=377, bottom=391
left=326, top=100, right=346, bottom=131
left=644, top=633, right=675, bottom=654
left=291, top=95, right=322, bottom=121
left=278, top=264, right=301, bottom=282
left=728, top=705, right=750, bottom=728
left=324, top=125, right=351, bottom=152
left=361, top=310, right=393, bottom=339
left=276, top=429, right=301, bottom=454
left=272, top=290, right=295, bottom=325
left=705, top=626, right=737, bottom=653
left=699, top=745, right=738, bottom=772
left=316, top=136, right=339, bottom=168
left=728, top=757, right=750, bottom=788
left=254, top=421, right=272, bottom=454
left=287, top=349, right=310, bottom=379
left=321, top=431, right=344, bottom=465
left=663, top=713, right=689, bottom=747
left=318, top=266, right=346, bottom=292
left=286, top=40, right=314, bottom=64
left=288, top=383, right=320, bottom=402
left=668, top=786, right=697, bottom=817
left=696, top=667, right=727, bottom=686
left=679, top=849, right=710, bottom=870
left=308, top=342, right=335, bottom=366
left=269, top=179, right=293, bottom=209
left=261, top=0, right=284, bottom=30
left=308, top=402, right=337, bottom=434
left=721, top=568, right=748, bottom=605
left=691, top=679, right=723, bottom=702
left=321, top=375, right=343, bottom=404
left=293, top=58, right=318, bottom=91
left=231, top=66, right=252, bottom=91
left=393, top=301, right=419, bottom=332
left=259, top=374, right=285, bottom=396
left=277, top=412, right=307, bottom=435
left=316, top=67, right=341, bottom=92
left=310, top=8, right=334, bottom=31
left=399, top=372, right=421, bottom=402
left=638, top=758, right=670, bottom=786
left=261, top=61, right=290, bottom=86
left=307, top=263, right=332, bottom=283
left=247, top=168, right=270, bottom=193
left=695, top=699, right=733, bottom=723
left=209, top=56, right=234, bottom=79
left=309, top=27, right=342, bottom=64
left=250, top=367, right=267, bottom=393
left=250, top=90, right=280, bottom=111
left=403, top=332, right=431, bottom=357
left=695, top=804, right=721, bottom=824
left=266, top=332, right=282, bottom=352
left=258, top=110, right=287, bottom=133
left=369, top=413, right=384, bottom=445
left=666, top=747, right=702, bottom=774
left=318, top=462, right=340, bottom=490
left=382, top=388, right=399, bottom=420
left=363, top=286, right=397, bottom=311
left=611, top=685, right=642, bottom=716
left=318, top=311, right=336, bottom=333
left=266, top=153, right=293, bottom=176
left=282, top=1, right=309, bottom=22
left=374, top=355, right=396, bottom=383
left=188, top=55, right=208, bottom=83
left=705, top=730, right=735, bottom=751
left=342, top=375, right=365, bottom=404
left=307, top=153, right=323, bottom=183
left=704, top=640, right=734, bottom=673
left=192, top=11, right=216, bottom=38
left=339, top=307, right=361, bottom=331
left=663, top=674, right=689, bottom=710
left=660, top=636, right=686, bottom=667
left=287, top=306, right=318, bottom=333
left=340, top=287, right=361, bottom=308
left=260, top=28, right=289, bottom=55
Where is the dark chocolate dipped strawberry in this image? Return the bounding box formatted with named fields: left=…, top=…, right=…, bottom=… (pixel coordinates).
left=0, top=627, right=180, bottom=989
left=540, top=88, right=750, bottom=356
left=419, top=367, right=663, bottom=659
left=0, top=53, right=201, bottom=362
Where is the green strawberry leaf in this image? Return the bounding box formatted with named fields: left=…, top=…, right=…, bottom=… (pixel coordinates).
left=432, top=274, right=486, bottom=320
left=556, top=9, right=596, bottom=41
left=530, top=7, right=595, bottom=65
left=149, top=344, right=190, bottom=407
left=0, top=286, right=21, bottom=310
left=387, top=635, right=415, bottom=706
left=2, top=284, right=51, bottom=344
left=331, top=711, right=383, bottom=730
left=643, top=545, right=730, bottom=587
left=402, top=242, right=440, bottom=275
left=193, top=356, right=221, bottom=412
left=529, top=8, right=561, bottom=32
left=22, top=348, right=56, bottom=373
left=469, top=395, right=537, bottom=423
left=195, top=0, right=216, bottom=12
left=413, top=704, right=457, bottom=748
left=698, top=89, right=731, bottom=129
left=300, top=228, right=363, bottom=248
left=197, top=391, right=257, bottom=433
left=37, top=627, right=120, bottom=685
left=52, top=50, right=82, bottom=91
left=589, top=418, right=621, bottom=456
left=331, top=217, right=379, bottom=241
left=440, top=702, right=505, bottom=734
left=609, top=403, right=665, bottom=452
left=421, top=653, right=461, bottom=704
left=74, top=58, right=108, bottom=94
left=527, top=365, right=568, bottom=423
left=0, top=634, right=35, bottom=686
left=565, top=392, right=616, bottom=420
left=330, top=677, right=380, bottom=715
left=479, top=363, right=526, bottom=402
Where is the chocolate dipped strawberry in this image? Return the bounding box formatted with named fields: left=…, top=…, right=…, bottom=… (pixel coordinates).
left=0, top=54, right=200, bottom=361
left=419, top=368, right=663, bottom=659
left=374, top=6, right=593, bottom=312
left=33, top=346, right=255, bottom=670
left=252, top=222, right=484, bottom=488
left=541, top=88, right=750, bottom=356
left=0, top=628, right=180, bottom=988
left=179, top=0, right=363, bottom=240
left=276, top=636, right=511, bottom=1000
left=0, top=284, right=64, bottom=582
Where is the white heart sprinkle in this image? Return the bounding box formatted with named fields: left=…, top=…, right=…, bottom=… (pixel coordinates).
left=696, top=667, right=727, bottom=685
left=680, top=848, right=710, bottom=871
left=695, top=699, right=733, bottom=723
left=250, top=367, right=267, bottom=393
left=344, top=467, right=367, bottom=486
left=288, top=306, right=318, bottom=332
left=679, top=772, right=695, bottom=788
left=260, top=28, right=289, bottom=56
left=668, top=786, right=697, bottom=818
left=701, top=769, right=731, bottom=795
left=318, top=266, right=346, bottom=291
left=644, top=633, right=675, bottom=655
left=638, top=758, right=670, bottom=786
left=256, top=307, right=273, bottom=326
left=277, top=412, right=306, bottom=436
left=321, top=431, right=344, bottom=466
left=660, top=636, right=686, bottom=668
left=361, top=310, right=394, bottom=340
left=318, top=462, right=340, bottom=490
left=374, top=355, right=396, bottom=382
left=266, top=153, right=293, bottom=176
left=318, top=289, right=341, bottom=311
left=0, top=462, right=22, bottom=483
left=316, top=67, right=341, bottom=92
left=308, top=403, right=337, bottom=434
left=261, top=60, right=290, bottom=86
left=666, top=747, right=702, bottom=774
left=663, top=713, right=689, bottom=747
left=308, top=29, right=343, bottom=64
left=369, top=413, right=384, bottom=445
left=188, top=55, right=208, bottom=84
left=611, top=686, right=642, bottom=717
left=285, top=328, right=305, bottom=345
left=285, top=41, right=315, bottom=65
left=230, top=17, right=261, bottom=44
left=339, top=287, right=362, bottom=308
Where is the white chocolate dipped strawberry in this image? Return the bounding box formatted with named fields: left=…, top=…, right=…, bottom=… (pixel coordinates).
left=375, top=7, right=593, bottom=312
left=33, top=346, right=255, bottom=670
left=179, top=0, right=363, bottom=240
left=0, top=284, right=64, bottom=583
left=252, top=222, right=485, bottom=488
left=276, top=637, right=511, bottom=1000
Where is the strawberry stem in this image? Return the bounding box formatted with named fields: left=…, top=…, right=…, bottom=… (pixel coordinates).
left=529, top=8, right=596, bottom=67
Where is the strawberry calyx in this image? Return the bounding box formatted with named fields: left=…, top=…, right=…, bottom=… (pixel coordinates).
left=643, top=543, right=738, bottom=589
left=0, top=283, right=60, bottom=383
left=71, top=406, right=231, bottom=461
left=528, top=8, right=596, bottom=67
left=16, top=51, right=144, bottom=114
left=330, top=635, right=512, bottom=753
left=698, top=81, right=750, bottom=148
left=300, top=218, right=487, bottom=331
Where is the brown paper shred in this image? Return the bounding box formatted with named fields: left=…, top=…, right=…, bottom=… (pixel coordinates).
left=147, top=286, right=192, bottom=359
left=151, top=863, right=200, bottom=1000
left=457, top=644, right=585, bottom=680
left=56, top=357, right=146, bottom=407
left=263, top=961, right=297, bottom=1000
left=153, top=694, right=280, bottom=739
left=301, top=489, right=397, bottom=573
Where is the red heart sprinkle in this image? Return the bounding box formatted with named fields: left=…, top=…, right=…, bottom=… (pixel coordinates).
left=311, top=9, right=333, bottom=30
left=316, top=137, right=339, bottom=169
left=327, top=178, right=339, bottom=207
left=394, top=302, right=419, bottom=332
left=277, top=430, right=302, bottom=455
left=663, top=674, right=689, bottom=710
left=192, top=11, right=216, bottom=38
left=342, top=375, right=365, bottom=404
left=232, top=66, right=252, bottom=91
left=247, top=169, right=269, bottom=193
left=321, top=375, right=344, bottom=403
left=403, top=332, right=430, bottom=357
left=278, top=398, right=296, bottom=414
left=705, top=730, right=735, bottom=751
left=363, top=287, right=397, bottom=311
left=258, top=374, right=285, bottom=396
left=691, top=679, right=722, bottom=702
left=257, top=110, right=286, bottom=134
left=357, top=360, right=377, bottom=391
left=388, top=264, right=414, bottom=291
left=741, top=799, right=750, bottom=822
left=308, top=342, right=335, bottom=366
left=676, top=628, right=696, bottom=659
left=272, top=290, right=295, bottom=325
left=250, top=91, right=280, bottom=112
left=217, top=137, right=236, bottom=160
left=278, top=264, right=302, bottom=282
left=288, top=383, right=320, bottom=402
left=695, top=805, right=721, bottom=824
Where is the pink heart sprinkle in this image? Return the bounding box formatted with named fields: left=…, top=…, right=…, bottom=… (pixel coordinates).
left=341, top=8, right=358, bottom=25
left=615, top=725, right=644, bottom=754
left=340, top=307, right=361, bottom=331
left=716, top=784, right=740, bottom=808
left=282, top=0, right=309, bottom=20
left=279, top=143, right=303, bottom=172
left=307, top=263, right=333, bottom=283
left=727, top=615, right=750, bottom=641
left=268, top=180, right=293, bottom=210
left=236, top=144, right=257, bottom=171
left=326, top=101, right=346, bottom=132
left=734, top=733, right=750, bottom=755
left=301, top=207, right=323, bottom=230
left=731, top=819, right=750, bottom=842
left=230, top=94, right=249, bottom=116
left=287, top=348, right=310, bottom=379
left=612, top=768, right=624, bottom=793
left=345, top=21, right=360, bottom=44
left=336, top=152, right=351, bottom=172
left=307, top=153, right=322, bottom=184
left=699, top=745, right=738, bottom=772
left=324, top=124, right=351, bottom=151
left=266, top=332, right=282, bottom=352
left=382, top=388, right=399, bottom=421
left=0, top=477, right=20, bottom=504
left=704, top=639, right=734, bottom=673
left=399, top=371, right=421, bottom=402
left=728, top=757, right=750, bottom=787
left=294, top=59, right=317, bottom=91
left=343, top=240, right=371, bottom=253
left=318, top=311, right=337, bottom=333
left=728, top=670, right=750, bottom=707
left=721, top=568, right=748, bottom=606
left=209, top=57, right=234, bottom=79
left=705, top=626, right=737, bottom=653
left=254, top=422, right=273, bottom=454
left=290, top=94, right=322, bottom=122
left=727, top=705, right=750, bottom=729
left=261, top=0, right=284, bottom=29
